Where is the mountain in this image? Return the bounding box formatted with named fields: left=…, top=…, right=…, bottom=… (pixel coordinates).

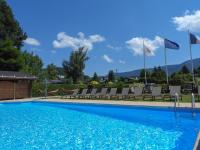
left=115, top=58, right=200, bottom=78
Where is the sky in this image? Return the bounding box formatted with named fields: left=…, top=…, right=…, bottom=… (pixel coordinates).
left=7, top=0, right=200, bottom=76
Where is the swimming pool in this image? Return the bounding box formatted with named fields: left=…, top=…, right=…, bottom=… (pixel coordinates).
left=0, top=101, right=199, bottom=150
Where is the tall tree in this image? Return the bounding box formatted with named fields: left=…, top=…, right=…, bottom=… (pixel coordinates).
left=180, top=65, right=190, bottom=74
left=92, top=72, right=99, bottom=81
left=21, top=50, right=43, bottom=77
left=0, top=40, right=23, bottom=71
left=108, top=70, right=115, bottom=82
left=0, top=0, right=27, bottom=48
left=62, top=47, right=89, bottom=83
left=151, top=66, right=166, bottom=82
left=47, top=63, right=58, bottom=80
left=139, top=69, right=150, bottom=79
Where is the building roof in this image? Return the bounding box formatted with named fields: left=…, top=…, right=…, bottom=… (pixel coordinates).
left=0, top=71, right=37, bottom=80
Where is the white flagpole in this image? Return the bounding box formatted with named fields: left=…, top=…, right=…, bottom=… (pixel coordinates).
left=164, top=43, right=169, bottom=85
left=188, top=30, right=195, bottom=84
left=143, top=40, right=147, bottom=85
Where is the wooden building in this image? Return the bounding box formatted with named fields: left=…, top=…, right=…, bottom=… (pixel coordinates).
left=0, top=71, right=36, bottom=100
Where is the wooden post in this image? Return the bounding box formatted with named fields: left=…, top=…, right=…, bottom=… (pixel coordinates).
left=30, top=81, right=32, bottom=98
left=13, top=81, right=16, bottom=100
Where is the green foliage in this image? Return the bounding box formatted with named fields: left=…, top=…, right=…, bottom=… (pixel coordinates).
left=21, top=50, right=43, bottom=79
left=90, top=80, right=99, bottom=86
left=107, top=81, right=114, bottom=87
left=62, top=47, right=89, bottom=83
left=0, top=40, right=23, bottom=71
left=108, top=70, right=115, bottom=82
left=47, top=63, right=58, bottom=80
left=170, top=72, right=192, bottom=85
left=32, top=82, right=83, bottom=97
left=0, top=0, right=27, bottom=48
left=64, top=77, right=73, bottom=84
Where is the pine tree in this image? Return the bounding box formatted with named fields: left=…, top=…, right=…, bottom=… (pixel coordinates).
left=180, top=65, right=190, bottom=74
left=92, top=72, right=99, bottom=81
left=108, top=70, right=115, bottom=82
left=0, top=0, right=27, bottom=48
left=0, top=40, right=23, bottom=71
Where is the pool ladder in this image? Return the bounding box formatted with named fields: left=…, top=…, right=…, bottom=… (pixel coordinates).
left=174, top=93, right=180, bottom=111
left=191, top=93, right=196, bottom=116
left=174, top=93, right=196, bottom=116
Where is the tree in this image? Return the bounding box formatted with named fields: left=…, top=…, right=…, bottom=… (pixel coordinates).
left=0, top=0, right=27, bottom=48
left=0, top=40, right=23, bottom=71
left=151, top=66, right=166, bottom=83
left=180, top=65, right=190, bottom=74
left=47, top=63, right=58, bottom=80
left=139, top=69, right=150, bottom=81
left=92, top=72, right=99, bottom=81
left=62, top=47, right=89, bottom=83
left=170, top=72, right=192, bottom=84
left=108, top=70, right=115, bottom=82
left=21, top=50, right=43, bottom=77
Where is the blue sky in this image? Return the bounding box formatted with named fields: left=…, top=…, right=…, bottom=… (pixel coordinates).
left=7, top=0, right=200, bottom=76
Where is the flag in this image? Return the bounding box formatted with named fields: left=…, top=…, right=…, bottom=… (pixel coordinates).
left=144, top=44, right=152, bottom=55
left=164, top=39, right=179, bottom=49
left=190, top=33, right=200, bottom=44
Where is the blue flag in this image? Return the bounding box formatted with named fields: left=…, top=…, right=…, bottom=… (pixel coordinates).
left=164, top=39, right=179, bottom=49
left=190, top=33, right=200, bottom=44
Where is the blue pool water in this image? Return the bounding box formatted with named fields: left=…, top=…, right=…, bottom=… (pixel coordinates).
left=0, top=102, right=199, bottom=150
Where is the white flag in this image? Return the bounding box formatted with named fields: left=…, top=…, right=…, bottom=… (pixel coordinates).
left=144, top=45, right=152, bottom=55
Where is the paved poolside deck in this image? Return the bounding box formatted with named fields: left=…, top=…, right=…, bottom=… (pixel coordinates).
left=1, top=97, right=200, bottom=109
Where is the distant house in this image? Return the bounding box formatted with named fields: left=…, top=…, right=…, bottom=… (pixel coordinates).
left=0, top=71, right=36, bottom=100
left=48, top=79, right=64, bottom=84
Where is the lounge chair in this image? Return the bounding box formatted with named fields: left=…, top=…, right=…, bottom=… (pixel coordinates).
left=117, top=87, right=130, bottom=100
left=48, top=89, right=59, bottom=96
left=78, top=89, right=88, bottom=99
left=95, top=88, right=108, bottom=99
left=86, top=88, right=97, bottom=99
left=105, top=88, right=117, bottom=99
left=143, top=86, right=162, bottom=100
left=63, top=89, right=79, bottom=99
left=164, top=86, right=182, bottom=100
left=131, top=87, right=143, bottom=99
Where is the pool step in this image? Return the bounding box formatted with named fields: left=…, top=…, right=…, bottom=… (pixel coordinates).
left=193, top=131, right=200, bottom=150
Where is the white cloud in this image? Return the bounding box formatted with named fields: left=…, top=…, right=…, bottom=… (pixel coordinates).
left=24, top=38, right=40, bottom=46
left=172, top=10, right=200, bottom=32
left=53, top=32, right=105, bottom=51
left=126, top=36, right=163, bottom=56
left=107, top=44, right=122, bottom=51
left=102, top=54, right=113, bottom=63
left=119, top=60, right=126, bottom=64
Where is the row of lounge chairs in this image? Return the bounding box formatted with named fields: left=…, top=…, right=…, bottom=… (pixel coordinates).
left=63, top=86, right=184, bottom=100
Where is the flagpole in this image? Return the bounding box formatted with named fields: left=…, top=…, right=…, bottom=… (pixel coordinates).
left=143, top=40, right=147, bottom=85
left=164, top=45, right=169, bottom=85
left=188, top=30, right=195, bottom=84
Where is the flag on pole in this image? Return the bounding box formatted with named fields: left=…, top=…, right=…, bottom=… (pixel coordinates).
left=190, top=33, right=200, bottom=44
left=164, top=39, right=180, bottom=49
left=144, top=44, right=152, bottom=55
